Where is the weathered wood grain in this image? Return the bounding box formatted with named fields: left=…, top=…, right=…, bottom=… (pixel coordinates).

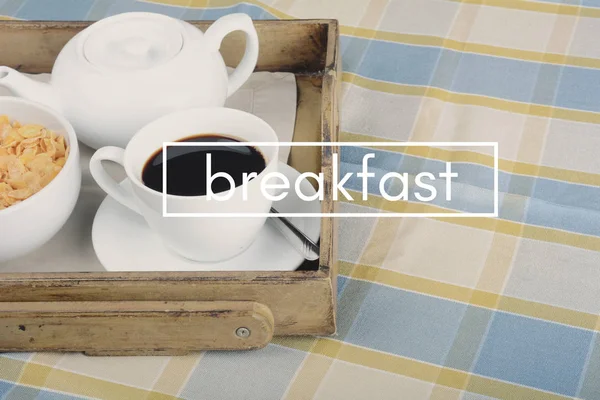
left=0, top=20, right=329, bottom=74
left=0, top=274, right=335, bottom=336
left=0, top=301, right=274, bottom=354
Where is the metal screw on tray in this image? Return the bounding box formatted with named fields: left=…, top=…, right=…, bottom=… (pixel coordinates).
left=236, top=327, right=251, bottom=338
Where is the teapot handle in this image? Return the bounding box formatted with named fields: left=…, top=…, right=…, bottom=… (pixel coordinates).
left=204, top=13, right=259, bottom=98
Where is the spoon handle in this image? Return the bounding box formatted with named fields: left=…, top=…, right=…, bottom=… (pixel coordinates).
left=269, top=207, right=320, bottom=261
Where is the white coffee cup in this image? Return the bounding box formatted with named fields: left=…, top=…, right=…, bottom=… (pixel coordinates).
left=89, top=107, right=279, bottom=262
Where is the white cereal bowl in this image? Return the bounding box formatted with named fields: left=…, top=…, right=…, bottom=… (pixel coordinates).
left=0, top=97, right=81, bottom=263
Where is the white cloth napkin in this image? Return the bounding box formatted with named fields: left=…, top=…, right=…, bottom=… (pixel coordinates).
left=0, top=70, right=297, bottom=272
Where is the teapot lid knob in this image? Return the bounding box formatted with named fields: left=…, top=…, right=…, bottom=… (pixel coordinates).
left=82, top=13, right=184, bottom=70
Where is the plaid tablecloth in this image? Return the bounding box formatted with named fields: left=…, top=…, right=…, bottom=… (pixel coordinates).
left=2, top=0, right=600, bottom=399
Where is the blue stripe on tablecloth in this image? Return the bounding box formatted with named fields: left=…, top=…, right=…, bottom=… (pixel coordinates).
left=473, top=311, right=593, bottom=396
left=579, top=334, right=600, bottom=399
left=99, top=0, right=276, bottom=20
left=180, top=345, right=306, bottom=400
left=0, top=0, right=25, bottom=17
left=0, top=380, right=89, bottom=400
left=104, top=0, right=275, bottom=20
left=338, top=275, right=349, bottom=296
left=102, top=0, right=193, bottom=19
left=200, top=4, right=276, bottom=20
left=0, top=0, right=278, bottom=20
left=530, top=0, right=600, bottom=7
left=36, top=390, right=90, bottom=400
left=0, top=380, right=15, bottom=398
left=342, top=37, right=441, bottom=87
left=12, top=0, right=95, bottom=20
left=554, top=67, right=600, bottom=112
left=337, top=278, right=469, bottom=364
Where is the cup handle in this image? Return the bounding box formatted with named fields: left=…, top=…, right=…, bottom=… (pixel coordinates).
left=204, top=13, right=259, bottom=98
left=90, top=146, right=142, bottom=215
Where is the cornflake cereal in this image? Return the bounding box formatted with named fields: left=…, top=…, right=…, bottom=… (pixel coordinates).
left=0, top=116, right=69, bottom=210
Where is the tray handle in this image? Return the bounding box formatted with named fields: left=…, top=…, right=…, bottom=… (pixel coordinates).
left=0, top=301, right=274, bottom=356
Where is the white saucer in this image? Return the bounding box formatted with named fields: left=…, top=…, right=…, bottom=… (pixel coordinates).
left=91, top=162, right=321, bottom=272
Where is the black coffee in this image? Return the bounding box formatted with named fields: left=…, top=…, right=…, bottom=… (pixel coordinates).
left=142, top=134, right=266, bottom=196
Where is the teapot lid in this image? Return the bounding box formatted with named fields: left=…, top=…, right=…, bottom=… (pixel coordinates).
left=82, top=13, right=184, bottom=70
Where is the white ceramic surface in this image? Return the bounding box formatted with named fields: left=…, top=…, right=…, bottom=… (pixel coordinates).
left=0, top=69, right=298, bottom=163
left=92, top=162, right=320, bottom=272
left=89, top=107, right=281, bottom=263
left=0, top=12, right=259, bottom=150
left=0, top=97, right=81, bottom=263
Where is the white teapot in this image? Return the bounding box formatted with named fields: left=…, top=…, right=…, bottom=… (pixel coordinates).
left=0, top=12, right=259, bottom=149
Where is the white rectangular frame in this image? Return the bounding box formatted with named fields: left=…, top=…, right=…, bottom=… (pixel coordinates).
left=162, top=142, right=499, bottom=218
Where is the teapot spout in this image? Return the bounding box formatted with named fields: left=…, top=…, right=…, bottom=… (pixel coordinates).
left=0, top=67, right=60, bottom=111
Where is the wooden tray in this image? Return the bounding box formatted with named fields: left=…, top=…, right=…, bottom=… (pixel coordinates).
left=0, top=19, right=340, bottom=355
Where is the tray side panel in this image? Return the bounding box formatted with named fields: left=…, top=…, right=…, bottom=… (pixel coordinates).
left=0, top=278, right=335, bottom=335
left=0, top=20, right=329, bottom=74
left=0, top=301, right=274, bottom=354
left=316, top=20, right=340, bottom=333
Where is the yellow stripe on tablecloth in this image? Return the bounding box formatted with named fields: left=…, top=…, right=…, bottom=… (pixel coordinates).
left=281, top=354, right=333, bottom=400
left=340, top=131, right=600, bottom=187
left=339, top=261, right=478, bottom=304
left=343, top=191, right=600, bottom=253
left=467, top=375, right=570, bottom=400
left=448, top=0, right=600, bottom=18
left=343, top=73, right=600, bottom=126
left=0, top=357, right=27, bottom=382
left=430, top=385, right=463, bottom=400
left=339, top=261, right=598, bottom=331
left=340, top=26, right=600, bottom=69
left=296, top=339, right=570, bottom=399
left=16, top=362, right=180, bottom=400
left=152, top=355, right=202, bottom=396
